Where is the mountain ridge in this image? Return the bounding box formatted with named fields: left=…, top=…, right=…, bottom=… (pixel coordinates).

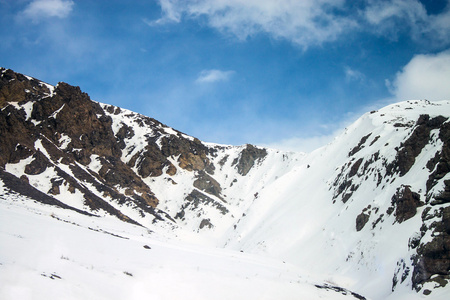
left=1, top=67, right=449, bottom=299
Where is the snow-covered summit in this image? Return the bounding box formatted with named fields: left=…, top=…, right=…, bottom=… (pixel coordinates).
left=221, top=99, right=450, bottom=298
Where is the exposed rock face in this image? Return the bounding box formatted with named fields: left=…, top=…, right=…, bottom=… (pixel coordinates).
left=349, top=158, right=363, bottom=177
left=0, top=70, right=168, bottom=225
left=199, top=218, right=214, bottom=229
left=413, top=227, right=450, bottom=290
left=408, top=118, right=450, bottom=290
left=24, top=151, right=51, bottom=175
left=411, top=191, right=450, bottom=290
left=135, top=144, right=174, bottom=178
left=0, top=103, right=35, bottom=167
left=356, top=212, right=370, bottom=231
left=0, top=68, right=264, bottom=229
left=0, top=168, right=91, bottom=215
left=232, top=144, right=267, bottom=176
left=329, top=107, right=450, bottom=293
left=391, top=185, right=422, bottom=223
left=193, top=170, right=223, bottom=201
left=349, top=133, right=371, bottom=157
left=0, top=68, right=52, bottom=106
left=387, top=115, right=448, bottom=177
left=175, top=189, right=229, bottom=223
left=389, top=117, right=450, bottom=290
left=0, top=69, right=163, bottom=224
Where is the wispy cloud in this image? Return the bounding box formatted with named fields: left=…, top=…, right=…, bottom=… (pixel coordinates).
left=362, top=0, right=450, bottom=47
left=196, top=69, right=235, bottom=83
left=148, top=0, right=182, bottom=25
left=363, top=0, right=427, bottom=26
left=20, top=0, right=74, bottom=23
left=153, top=0, right=357, bottom=49
left=344, top=66, right=365, bottom=82
left=387, top=50, right=450, bottom=101
left=153, top=0, right=450, bottom=49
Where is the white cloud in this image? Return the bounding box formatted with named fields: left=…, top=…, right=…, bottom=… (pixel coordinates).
left=362, top=0, right=450, bottom=45
left=144, top=0, right=182, bottom=26
left=344, top=66, right=365, bottom=82
left=21, top=0, right=74, bottom=22
left=154, top=0, right=357, bottom=49
left=423, top=8, right=450, bottom=47
left=388, top=50, right=450, bottom=101
left=196, top=69, right=234, bottom=83
left=153, top=0, right=450, bottom=49
left=364, top=0, right=427, bottom=26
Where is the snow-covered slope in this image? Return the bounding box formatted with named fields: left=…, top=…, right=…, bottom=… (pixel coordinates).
left=100, top=102, right=304, bottom=241
left=0, top=67, right=299, bottom=239
left=1, top=68, right=449, bottom=299
left=0, top=185, right=365, bottom=300
left=222, top=100, right=450, bottom=299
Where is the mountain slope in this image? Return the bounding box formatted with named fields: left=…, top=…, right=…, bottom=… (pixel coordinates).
left=0, top=67, right=298, bottom=238
left=1, top=68, right=449, bottom=299
left=222, top=101, right=450, bottom=298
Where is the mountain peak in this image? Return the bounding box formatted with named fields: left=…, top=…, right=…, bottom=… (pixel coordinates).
left=1, top=68, right=449, bottom=299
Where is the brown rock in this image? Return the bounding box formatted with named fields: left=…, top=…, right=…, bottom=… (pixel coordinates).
left=193, top=171, right=223, bottom=201
left=391, top=185, right=422, bottom=223
left=232, top=144, right=267, bottom=176
left=24, top=151, right=51, bottom=175
left=356, top=212, right=370, bottom=231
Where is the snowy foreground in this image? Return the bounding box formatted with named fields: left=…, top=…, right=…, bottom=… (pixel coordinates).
left=1, top=185, right=447, bottom=300
left=1, top=196, right=366, bottom=300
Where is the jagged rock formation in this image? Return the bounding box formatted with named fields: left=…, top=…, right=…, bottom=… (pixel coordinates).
left=0, top=67, right=272, bottom=232
left=1, top=68, right=449, bottom=299
left=232, top=144, right=267, bottom=176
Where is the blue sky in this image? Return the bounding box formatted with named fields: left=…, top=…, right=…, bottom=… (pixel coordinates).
left=1, top=0, right=450, bottom=152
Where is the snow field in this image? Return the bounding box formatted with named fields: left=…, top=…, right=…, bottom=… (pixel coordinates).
left=1, top=196, right=360, bottom=300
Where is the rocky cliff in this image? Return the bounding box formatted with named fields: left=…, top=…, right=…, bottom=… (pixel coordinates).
left=0, top=67, right=282, bottom=234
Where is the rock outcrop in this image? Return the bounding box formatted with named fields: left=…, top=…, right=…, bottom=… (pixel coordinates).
left=0, top=67, right=265, bottom=229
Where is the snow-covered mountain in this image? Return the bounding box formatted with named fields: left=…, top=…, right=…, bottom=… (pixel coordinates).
left=1, top=68, right=449, bottom=299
